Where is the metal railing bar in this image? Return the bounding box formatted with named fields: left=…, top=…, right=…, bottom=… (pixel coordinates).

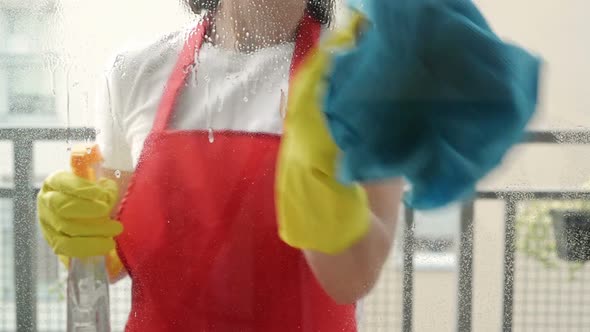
left=0, top=188, right=14, bottom=198
left=477, top=191, right=590, bottom=200
left=0, top=127, right=95, bottom=141
left=501, top=199, right=517, bottom=332
left=2, top=128, right=589, bottom=144
left=402, top=207, right=415, bottom=332
left=524, top=131, right=590, bottom=144
left=457, top=201, right=475, bottom=332
left=12, top=138, right=36, bottom=332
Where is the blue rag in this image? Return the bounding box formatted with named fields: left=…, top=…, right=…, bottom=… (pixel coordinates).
left=324, top=0, right=541, bottom=209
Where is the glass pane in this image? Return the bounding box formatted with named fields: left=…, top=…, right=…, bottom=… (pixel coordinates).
left=36, top=217, right=66, bottom=331
left=1, top=0, right=588, bottom=331
left=2, top=1, right=191, bottom=331
left=0, top=199, right=15, bottom=331
left=360, top=211, right=404, bottom=331
left=0, top=142, right=13, bottom=188
left=33, top=142, right=74, bottom=185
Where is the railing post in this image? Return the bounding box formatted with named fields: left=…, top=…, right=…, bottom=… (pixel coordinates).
left=13, top=137, right=37, bottom=332
left=402, top=206, right=414, bottom=332
left=457, top=201, right=475, bottom=332
left=502, top=199, right=517, bottom=332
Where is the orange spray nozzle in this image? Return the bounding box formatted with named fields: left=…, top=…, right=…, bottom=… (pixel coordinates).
left=70, top=144, right=103, bottom=181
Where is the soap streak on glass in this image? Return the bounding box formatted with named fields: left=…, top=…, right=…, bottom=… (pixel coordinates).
left=51, top=68, right=57, bottom=96
left=208, top=127, right=215, bottom=143
left=66, top=65, right=72, bottom=151
left=216, top=96, right=223, bottom=113
left=203, top=73, right=215, bottom=143
left=192, top=63, right=198, bottom=87
left=279, top=89, right=287, bottom=119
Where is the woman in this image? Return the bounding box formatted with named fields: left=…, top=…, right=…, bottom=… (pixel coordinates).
left=38, top=0, right=541, bottom=329
left=38, top=0, right=403, bottom=331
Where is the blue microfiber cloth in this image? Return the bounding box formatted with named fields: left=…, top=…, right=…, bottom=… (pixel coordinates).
left=323, top=0, right=541, bottom=209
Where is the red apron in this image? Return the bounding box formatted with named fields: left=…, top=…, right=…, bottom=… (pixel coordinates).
left=115, top=15, right=357, bottom=331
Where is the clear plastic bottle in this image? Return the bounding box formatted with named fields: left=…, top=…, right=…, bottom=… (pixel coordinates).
left=67, top=257, right=111, bottom=332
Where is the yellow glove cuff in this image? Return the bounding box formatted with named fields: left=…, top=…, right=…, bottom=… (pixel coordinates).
left=57, top=249, right=126, bottom=281
left=106, top=249, right=126, bottom=280
left=276, top=13, right=371, bottom=254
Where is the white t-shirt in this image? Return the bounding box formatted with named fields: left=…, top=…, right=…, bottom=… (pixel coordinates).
left=95, top=27, right=294, bottom=171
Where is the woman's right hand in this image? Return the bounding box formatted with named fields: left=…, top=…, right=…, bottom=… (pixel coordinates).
left=37, top=171, right=123, bottom=258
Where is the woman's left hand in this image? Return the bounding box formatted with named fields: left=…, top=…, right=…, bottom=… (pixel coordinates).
left=275, top=14, right=373, bottom=255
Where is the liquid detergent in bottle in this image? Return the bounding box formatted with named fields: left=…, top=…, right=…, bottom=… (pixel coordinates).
left=67, top=144, right=111, bottom=332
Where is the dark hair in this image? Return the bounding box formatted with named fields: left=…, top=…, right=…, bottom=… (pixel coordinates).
left=187, top=0, right=334, bottom=25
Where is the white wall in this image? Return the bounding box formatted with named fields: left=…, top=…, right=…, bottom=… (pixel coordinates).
left=474, top=0, right=590, bottom=130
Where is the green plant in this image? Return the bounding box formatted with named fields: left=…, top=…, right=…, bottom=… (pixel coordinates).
left=516, top=199, right=588, bottom=277
left=48, top=275, right=67, bottom=302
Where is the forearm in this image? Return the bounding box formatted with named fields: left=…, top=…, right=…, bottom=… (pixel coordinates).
left=304, top=179, right=403, bottom=304
left=303, top=214, right=394, bottom=303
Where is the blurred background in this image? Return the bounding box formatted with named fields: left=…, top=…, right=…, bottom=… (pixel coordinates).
left=1, top=0, right=589, bottom=331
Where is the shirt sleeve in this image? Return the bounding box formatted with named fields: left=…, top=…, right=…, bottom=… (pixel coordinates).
left=95, top=70, right=135, bottom=172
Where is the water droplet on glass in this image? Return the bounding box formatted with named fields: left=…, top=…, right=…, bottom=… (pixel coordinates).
left=113, top=55, right=125, bottom=70
left=251, top=78, right=258, bottom=95
left=208, top=128, right=215, bottom=143
left=191, top=64, right=198, bottom=87
left=82, top=92, right=90, bottom=127
left=279, top=89, right=287, bottom=119
left=86, top=148, right=91, bottom=154
left=114, top=170, right=121, bottom=178
left=216, top=96, right=223, bottom=113
left=243, top=96, right=249, bottom=103
left=51, top=68, right=57, bottom=96
left=66, top=66, right=72, bottom=135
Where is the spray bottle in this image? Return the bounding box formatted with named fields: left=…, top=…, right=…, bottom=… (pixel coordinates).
left=67, top=144, right=111, bottom=332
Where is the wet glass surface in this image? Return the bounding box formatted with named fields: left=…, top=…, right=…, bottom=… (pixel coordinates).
left=1, top=0, right=589, bottom=331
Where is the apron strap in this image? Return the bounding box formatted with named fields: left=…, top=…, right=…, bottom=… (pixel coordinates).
left=152, top=18, right=209, bottom=132
left=153, top=14, right=321, bottom=133
left=291, top=14, right=322, bottom=78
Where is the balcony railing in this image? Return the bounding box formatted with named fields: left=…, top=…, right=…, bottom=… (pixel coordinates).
left=0, top=127, right=95, bottom=332
left=1, top=127, right=590, bottom=332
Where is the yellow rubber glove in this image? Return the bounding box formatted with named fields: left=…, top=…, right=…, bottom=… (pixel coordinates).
left=37, top=171, right=123, bottom=259
left=276, top=13, right=371, bottom=254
